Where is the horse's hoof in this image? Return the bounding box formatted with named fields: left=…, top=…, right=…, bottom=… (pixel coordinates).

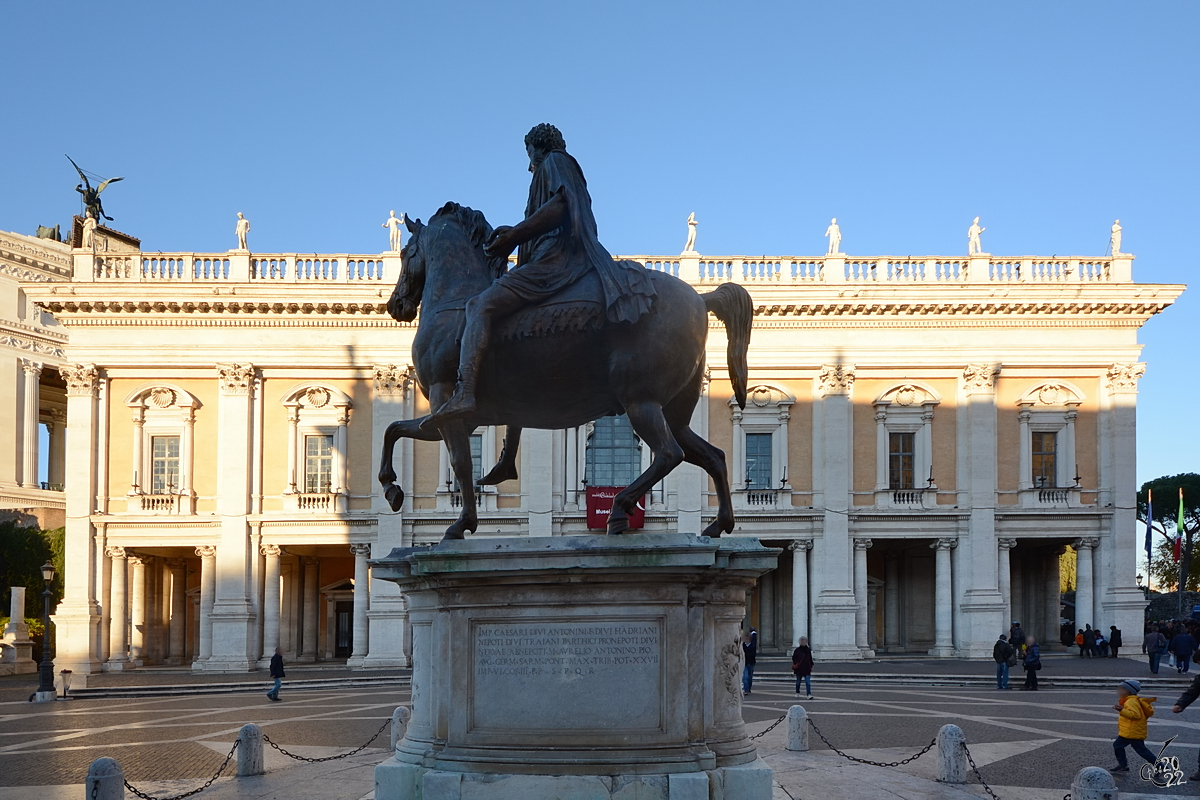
left=477, top=463, right=518, bottom=486
left=384, top=484, right=405, bottom=512
left=702, top=521, right=724, bottom=539
left=442, top=528, right=466, bottom=541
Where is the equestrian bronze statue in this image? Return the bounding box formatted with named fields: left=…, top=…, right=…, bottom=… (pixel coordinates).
left=379, top=124, right=751, bottom=541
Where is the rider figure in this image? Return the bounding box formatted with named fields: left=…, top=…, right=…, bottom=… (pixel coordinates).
left=425, top=123, right=657, bottom=426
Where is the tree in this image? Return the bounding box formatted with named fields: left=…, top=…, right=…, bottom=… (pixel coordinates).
left=1139, top=474, right=1200, bottom=604
left=0, top=520, right=64, bottom=618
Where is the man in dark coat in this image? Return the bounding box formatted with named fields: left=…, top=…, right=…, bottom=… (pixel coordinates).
left=1171, top=672, right=1200, bottom=781
left=1083, top=625, right=1097, bottom=658
left=267, top=647, right=285, bottom=701
left=1173, top=628, right=1198, bottom=674
left=1109, top=626, right=1123, bottom=659
left=742, top=627, right=758, bottom=696
left=993, top=634, right=1015, bottom=690
left=426, top=123, right=657, bottom=426
left=792, top=636, right=814, bottom=698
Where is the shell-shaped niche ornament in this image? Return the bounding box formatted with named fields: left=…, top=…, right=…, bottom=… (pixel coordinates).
left=149, top=387, right=175, bottom=408
left=305, top=387, right=331, bottom=408
left=1038, top=384, right=1063, bottom=405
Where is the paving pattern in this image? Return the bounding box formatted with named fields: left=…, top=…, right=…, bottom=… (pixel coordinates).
left=4, top=660, right=1200, bottom=797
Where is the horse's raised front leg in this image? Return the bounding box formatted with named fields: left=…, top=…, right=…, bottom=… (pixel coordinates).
left=440, top=418, right=479, bottom=541
left=378, top=417, right=442, bottom=512
left=674, top=425, right=734, bottom=538
left=608, top=401, right=683, bottom=535
left=478, top=427, right=521, bottom=486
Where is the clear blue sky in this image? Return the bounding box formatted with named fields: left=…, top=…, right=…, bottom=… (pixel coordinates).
left=4, top=1, right=1196, bottom=485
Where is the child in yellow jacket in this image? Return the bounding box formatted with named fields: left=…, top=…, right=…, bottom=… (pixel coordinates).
left=1112, top=679, right=1158, bottom=772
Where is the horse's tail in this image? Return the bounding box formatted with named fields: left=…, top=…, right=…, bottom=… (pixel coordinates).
left=702, top=283, right=752, bottom=409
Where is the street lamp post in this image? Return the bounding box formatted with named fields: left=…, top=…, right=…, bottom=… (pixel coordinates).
left=34, top=561, right=56, bottom=702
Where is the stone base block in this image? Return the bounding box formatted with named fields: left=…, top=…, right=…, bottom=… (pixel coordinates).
left=374, top=758, right=773, bottom=800
left=102, top=660, right=133, bottom=671
left=32, top=690, right=57, bottom=703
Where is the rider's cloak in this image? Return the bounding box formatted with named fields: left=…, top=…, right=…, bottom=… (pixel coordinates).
left=505, top=149, right=657, bottom=324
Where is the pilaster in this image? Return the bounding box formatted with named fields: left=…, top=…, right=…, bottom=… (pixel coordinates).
left=53, top=364, right=102, bottom=673
left=810, top=364, right=860, bottom=660
left=205, top=363, right=256, bottom=671
left=1101, top=363, right=1147, bottom=637
left=522, top=429, right=554, bottom=537
left=365, top=365, right=413, bottom=668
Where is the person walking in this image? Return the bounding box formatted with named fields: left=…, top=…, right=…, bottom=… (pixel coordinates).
left=1170, top=669, right=1200, bottom=781
left=1076, top=629, right=1086, bottom=657
left=1111, top=679, right=1158, bottom=773
left=792, top=636, right=814, bottom=699
left=267, top=647, right=285, bottom=701
left=1083, top=626, right=1097, bottom=658
left=1021, top=636, right=1042, bottom=691
left=1143, top=626, right=1167, bottom=674
left=993, top=634, right=1015, bottom=690
left=1171, top=627, right=1197, bottom=674
left=1009, top=621, right=1024, bottom=649
left=1109, top=626, right=1123, bottom=659
left=742, top=627, right=758, bottom=696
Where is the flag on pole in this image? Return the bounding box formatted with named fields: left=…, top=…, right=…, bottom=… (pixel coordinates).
left=1175, top=535, right=1182, bottom=563
left=1146, top=488, right=1154, bottom=571
left=1180, top=486, right=1187, bottom=563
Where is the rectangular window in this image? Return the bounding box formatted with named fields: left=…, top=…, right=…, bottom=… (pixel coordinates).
left=305, top=434, right=333, bottom=493
left=1032, top=431, right=1057, bottom=487
left=151, top=435, right=180, bottom=494
left=453, top=433, right=485, bottom=491
left=888, top=432, right=915, bottom=490
left=586, top=415, right=640, bottom=487
left=745, top=433, right=773, bottom=489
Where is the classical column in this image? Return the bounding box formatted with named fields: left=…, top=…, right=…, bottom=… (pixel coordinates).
left=105, top=547, right=130, bottom=669
left=884, top=551, right=901, bottom=652
left=20, top=360, right=41, bottom=487
left=166, top=559, right=186, bottom=665
left=259, top=545, right=282, bottom=666
left=47, top=409, right=66, bottom=488
left=194, top=545, right=216, bottom=666
left=789, top=540, right=812, bottom=647
left=997, top=539, right=1018, bottom=632
left=930, top=539, right=958, bottom=656
left=300, top=557, right=319, bottom=662
left=853, top=538, right=872, bottom=654
left=349, top=544, right=371, bottom=666
left=129, top=555, right=147, bottom=665
left=1046, top=549, right=1064, bottom=646
left=1074, top=538, right=1098, bottom=631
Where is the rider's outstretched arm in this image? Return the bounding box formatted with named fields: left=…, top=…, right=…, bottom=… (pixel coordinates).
left=487, top=189, right=569, bottom=257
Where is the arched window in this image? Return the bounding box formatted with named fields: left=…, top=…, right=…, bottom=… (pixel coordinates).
left=586, top=415, right=641, bottom=487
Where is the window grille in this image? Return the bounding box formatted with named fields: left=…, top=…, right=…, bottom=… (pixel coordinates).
left=586, top=415, right=640, bottom=486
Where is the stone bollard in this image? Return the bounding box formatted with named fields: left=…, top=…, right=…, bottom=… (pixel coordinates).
left=1071, top=766, right=1117, bottom=800
left=86, top=756, right=124, bottom=800
left=391, top=706, right=411, bottom=751
left=237, top=723, right=264, bottom=776
left=785, top=705, right=809, bottom=751
left=936, top=724, right=966, bottom=784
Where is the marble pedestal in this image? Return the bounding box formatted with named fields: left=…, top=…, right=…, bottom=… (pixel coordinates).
left=371, top=533, right=779, bottom=800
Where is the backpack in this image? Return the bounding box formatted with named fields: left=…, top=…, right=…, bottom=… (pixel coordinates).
left=1005, top=649, right=1018, bottom=668
left=1157, top=635, right=1170, bottom=655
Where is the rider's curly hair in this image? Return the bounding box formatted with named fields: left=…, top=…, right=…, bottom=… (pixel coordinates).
left=524, top=123, right=566, bottom=154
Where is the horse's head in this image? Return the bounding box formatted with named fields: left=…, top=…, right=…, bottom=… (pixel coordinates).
left=387, top=202, right=507, bottom=324
left=387, top=214, right=425, bottom=322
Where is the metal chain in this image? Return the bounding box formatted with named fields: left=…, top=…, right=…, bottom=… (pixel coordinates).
left=262, top=717, right=391, bottom=763
left=123, top=739, right=239, bottom=800
left=749, top=713, right=787, bottom=740
left=808, top=717, right=937, bottom=768
left=962, top=741, right=1002, bottom=800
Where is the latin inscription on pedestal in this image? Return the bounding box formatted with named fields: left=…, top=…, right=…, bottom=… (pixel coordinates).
left=470, top=618, right=663, bottom=732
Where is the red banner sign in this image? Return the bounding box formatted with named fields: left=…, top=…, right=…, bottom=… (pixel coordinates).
left=586, top=486, right=645, bottom=530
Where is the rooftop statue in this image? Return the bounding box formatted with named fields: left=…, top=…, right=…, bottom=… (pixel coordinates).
left=682, top=212, right=698, bottom=254
left=380, top=123, right=753, bottom=542
left=1110, top=219, right=1123, bottom=256
left=967, top=216, right=986, bottom=255
left=81, top=212, right=97, bottom=249
left=825, top=217, right=841, bottom=255
left=383, top=210, right=406, bottom=252
left=235, top=212, right=251, bottom=251
left=66, top=154, right=123, bottom=222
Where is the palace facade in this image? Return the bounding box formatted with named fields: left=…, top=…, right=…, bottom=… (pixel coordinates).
left=2, top=221, right=1184, bottom=673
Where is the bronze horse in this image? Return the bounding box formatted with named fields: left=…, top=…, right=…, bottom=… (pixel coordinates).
left=379, top=202, right=751, bottom=541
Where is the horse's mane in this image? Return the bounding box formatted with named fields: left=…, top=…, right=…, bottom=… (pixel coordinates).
left=431, top=201, right=509, bottom=279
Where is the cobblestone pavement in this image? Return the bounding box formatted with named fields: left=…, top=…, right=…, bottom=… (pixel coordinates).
left=6, top=671, right=1200, bottom=798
